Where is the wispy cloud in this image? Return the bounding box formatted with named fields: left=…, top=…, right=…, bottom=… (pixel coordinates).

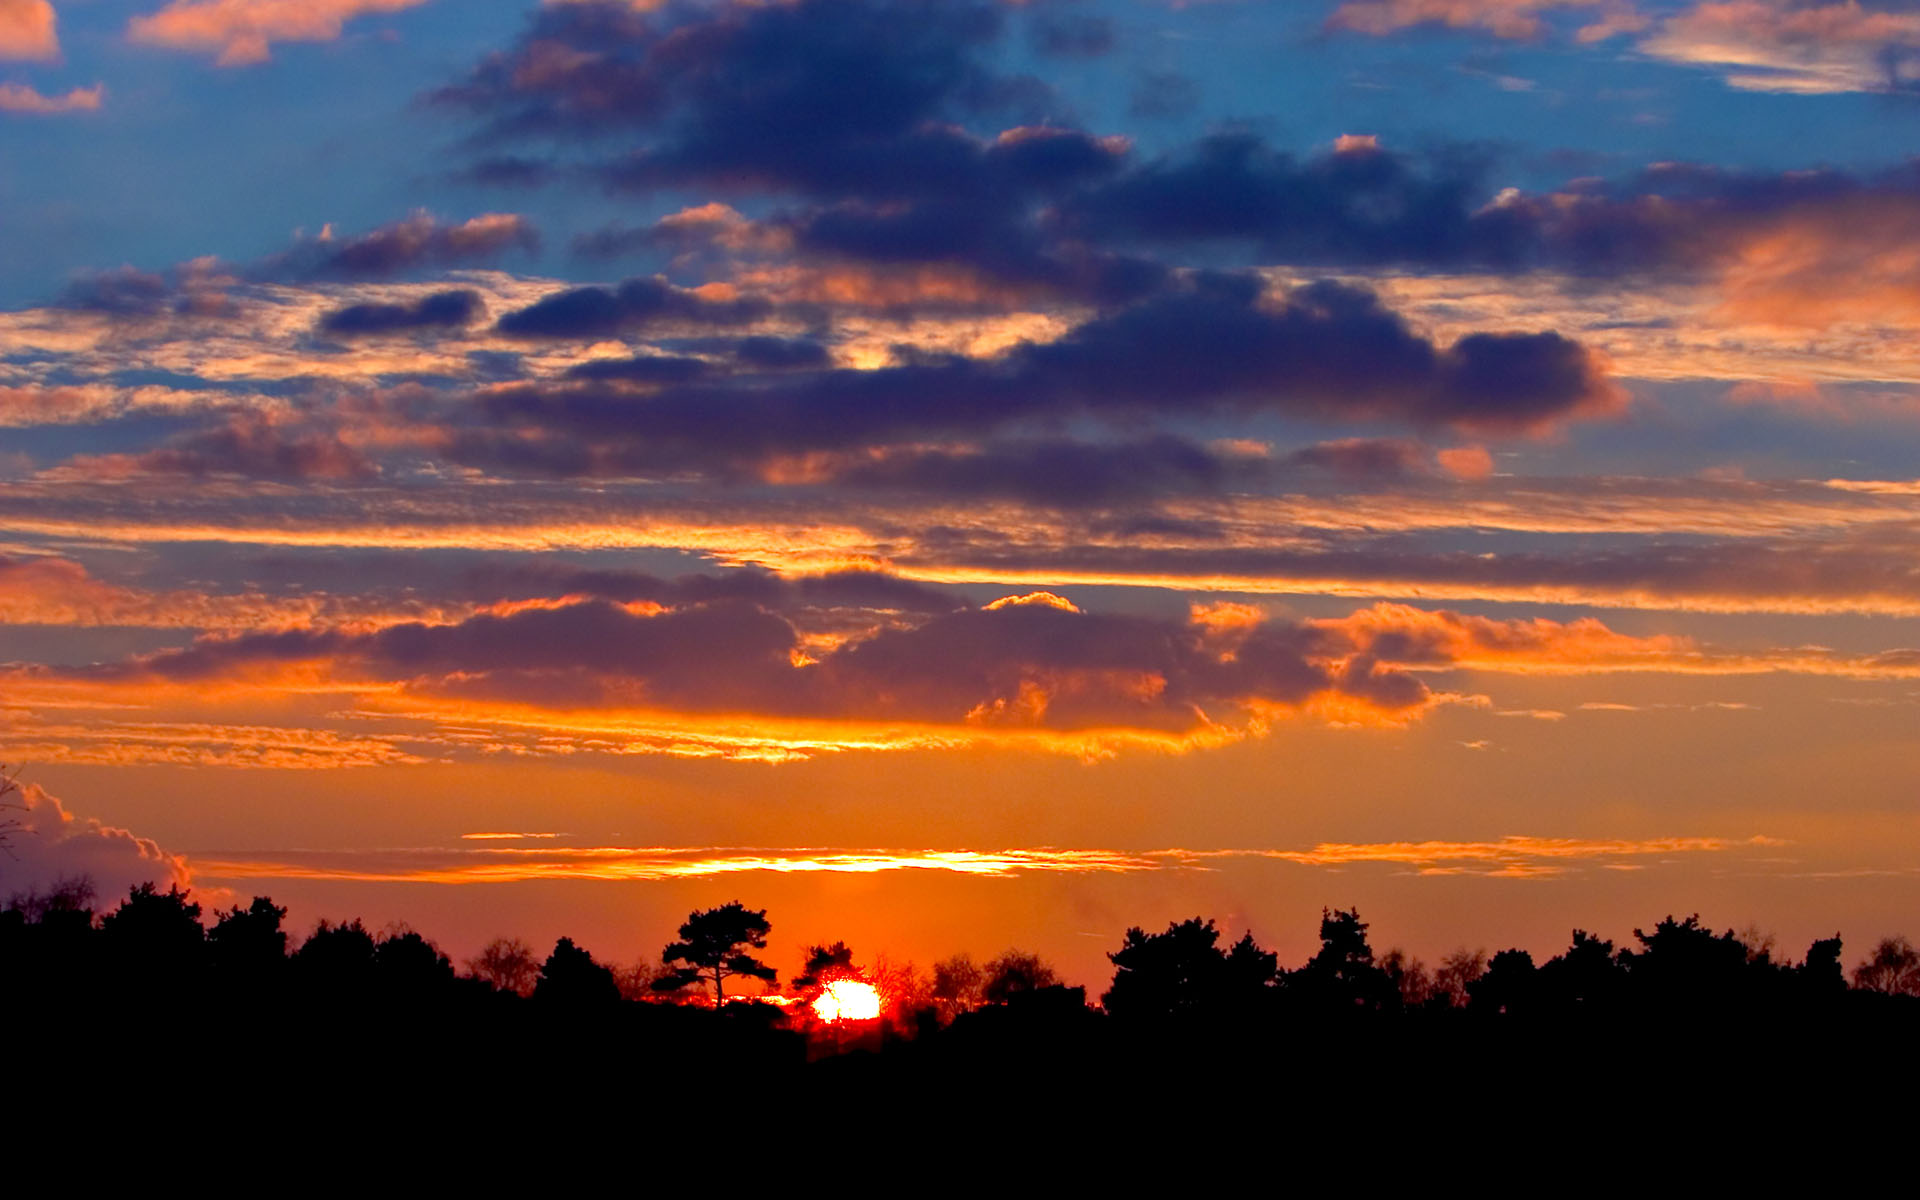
left=187, top=833, right=1784, bottom=884
left=128, top=0, right=431, bottom=67
left=0, top=82, right=102, bottom=114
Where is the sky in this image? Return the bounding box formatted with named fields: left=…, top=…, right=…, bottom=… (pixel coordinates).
left=3, top=0, right=1919, bottom=989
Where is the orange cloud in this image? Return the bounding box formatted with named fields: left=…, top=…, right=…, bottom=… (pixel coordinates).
left=0, top=384, right=120, bottom=424
left=0, top=554, right=461, bottom=631
left=0, top=0, right=56, bottom=61
left=1317, top=602, right=1920, bottom=679
left=1328, top=0, right=1640, bottom=41
left=0, top=82, right=100, bottom=114
left=1436, top=444, right=1494, bottom=480
left=15, top=589, right=1912, bottom=768
left=1708, top=196, right=1920, bottom=328
left=185, top=833, right=1779, bottom=885
left=9, top=593, right=1457, bottom=759
left=1641, top=1, right=1920, bottom=94
left=0, top=716, right=430, bottom=768
left=128, top=0, right=431, bottom=66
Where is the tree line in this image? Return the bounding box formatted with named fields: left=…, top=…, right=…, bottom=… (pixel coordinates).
left=7, top=872, right=1919, bottom=1127
left=8, top=875, right=1917, bottom=1021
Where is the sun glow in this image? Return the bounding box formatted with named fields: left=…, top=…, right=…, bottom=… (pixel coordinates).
left=812, top=979, right=881, bottom=1023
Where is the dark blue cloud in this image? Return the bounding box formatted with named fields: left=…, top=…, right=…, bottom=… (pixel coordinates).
left=438, top=0, right=1058, bottom=203
left=563, top=354, right=713, bottom=384
left=495, top=275, right=772, bottom=338
left=445, top=273, right=1616, bottom=481
left=728, top=336, right=832, bottom=370
left=318, top=289, right=483, bottom=337
left=830, top=437, right=1269, bottom=507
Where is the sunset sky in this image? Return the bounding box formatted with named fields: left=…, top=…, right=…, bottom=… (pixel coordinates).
left=4, top=0, right=1918, bottom=987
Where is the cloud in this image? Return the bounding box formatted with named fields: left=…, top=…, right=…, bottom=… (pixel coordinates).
left=1065, top=139, right=1920, bottom=300
left=0, top=712, right=432, bottom=768
left=1327, top=0, right=1643, bottom=42
left=792, top=437, right=1274, bottom=507
left=183, top=832, right=1779, bottom=884
left=455, top=274, right=1619, bottom=481
left=494, top=275, right=772, bottom=338
left=1640, top=1, right=1920, bottom=94
left=0, top=384, right=123, bottom=425
left=70, top=413, right=378, bottom=481
left=1, top=783, right=193, bottom=902
left=436, top=0, right=1064, bottom=202
left=15, top=582, right=1919, bottom=762
left=1232, top=833, right=1781, bottom=876
left=127, top=0, right=431, bottom=67
left=0, top=82, right=101, bottom=114
left=317, top=288, right=484, bottom=337
left=895, top=523, right=1920, bottom=616
left=0, top=552, right=469, bottom=631
left=0, top=0, right=56, bottom=61
left=453, top=562, right=958, bottom=617
left=1329, top=0, right=1920, bottom=95
left=260, top=212, right=539, bottom=282
left=68, top=592, right=1448, bottom=741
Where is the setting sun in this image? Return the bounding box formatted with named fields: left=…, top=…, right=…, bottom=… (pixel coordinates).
left=813, top=979, right=882, bottom=1023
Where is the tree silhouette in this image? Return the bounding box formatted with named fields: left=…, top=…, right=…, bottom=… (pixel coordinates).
left=613, top=959, right=675, bottom=1002
left=6, top=875, right=95, bottom=925
left=1432, top=948, right=1486, bottom=1008
left=1625, top=914, right=1753, bottom=1007
left=0, top=764, right=23, bottom=857
left=792, top=940, right=856, bottom=992
left=931, top=953, right=984, bottom=1023
left=467, top=936, right=540, bottom=996
left=373, top=926, right=456, bottom=996
left=1380, top=948, right=1434, bottom=1008
left=99, top=883, right=204, bottom=973
left=1852, top=936, right=1920, bottom=996
left=1537, top=929, right=1624, bottom=1010
left=1470, top=948, right=1538, bottom=1015
left=1103, top=917, right=1278, bottom=1023
left=295, top=918, right=379, bottom=995
left=981, top=950, right=1057, bottom=1004
left=208, top=897, right=289, bottom=975
left=533, top=936, right=620, bottom=1008
left=654, top=901, right=777, bottom=1004
left=1291, top=907, right=1397, bottom=1012
left=1799, top=935, right=1846, bottom=998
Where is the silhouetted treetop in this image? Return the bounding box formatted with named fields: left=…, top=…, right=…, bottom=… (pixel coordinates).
left=1103, top=917, right=1278, bottom=1024
left=654, top=901, right=778, bottom=1003
left=467, top=936, right=540, bottom=996
left=99, top=883, right=204, bottom=972
left=1290, top=907, right=1398, bottom=1013
left=295, top=918, right=379, bottom=990
left=931, top=953, right=984, bottom=1023
left=1853, top=937, right=1920, bottom=996
left=534, top=936, right=621, bottom=1008
left=208, top=897, right=289, bottom=974
left=1537, top=929, right=1624, bottom=1010
left=0, top=764, right=23, bottom=858
left=981, top=950, right=1057, bottom=1005
left=793, top=940, right=856, bottom=992
left=374, top=926, right=457, bottom=995
left=1470, top=949, right=1538, bottom=1015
